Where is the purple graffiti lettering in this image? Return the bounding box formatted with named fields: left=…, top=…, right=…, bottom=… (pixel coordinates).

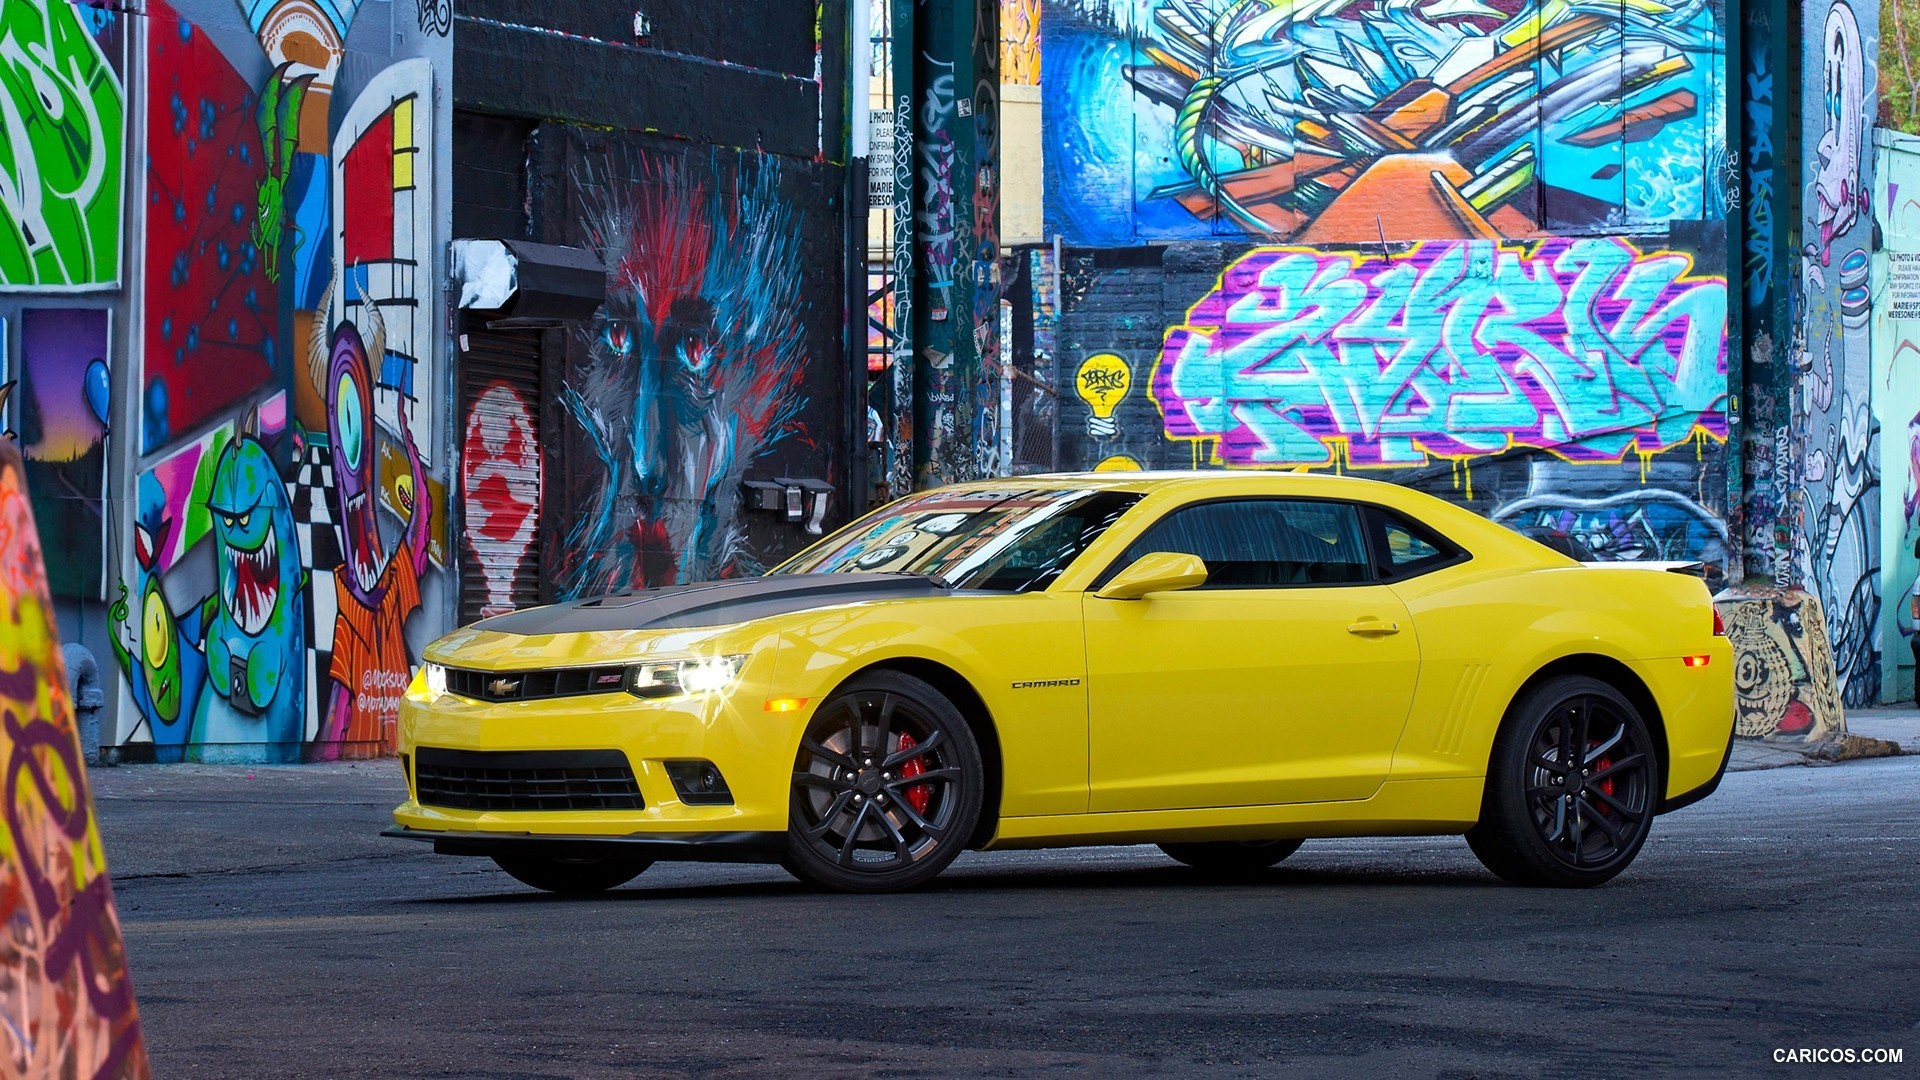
left=1155, top=239, right=1730, bottom=467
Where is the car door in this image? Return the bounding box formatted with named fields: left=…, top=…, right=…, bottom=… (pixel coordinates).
left=1083, top=498, right=1421, bottom=812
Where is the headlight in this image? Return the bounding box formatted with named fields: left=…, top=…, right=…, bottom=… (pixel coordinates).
left=627, top=655, right=747, bottom=699
left=406, top=662, right=447, bottom=703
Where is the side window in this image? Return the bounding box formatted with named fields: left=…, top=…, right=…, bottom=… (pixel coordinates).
left=1365, top=505, right=1464, bottom=581
left=1109, top=499, right=1373, bottom=588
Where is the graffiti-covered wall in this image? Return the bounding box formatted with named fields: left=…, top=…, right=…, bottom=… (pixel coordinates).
left=0, top=1, right=455, bottom=762
left=1791, top=0, right=1879, bottom=705
left=1039, top=0, right=1734, bottom=585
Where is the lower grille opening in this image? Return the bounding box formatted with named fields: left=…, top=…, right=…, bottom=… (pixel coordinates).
left=413, top=748, right=644, bottom=812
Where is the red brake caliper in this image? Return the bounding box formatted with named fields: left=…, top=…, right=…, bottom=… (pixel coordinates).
left=1592, top=743, right=1614, bottom=814
left=895, top=733, right=931, bottom=814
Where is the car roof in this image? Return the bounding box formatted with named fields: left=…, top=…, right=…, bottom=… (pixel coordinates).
left=929, top=470, right=1413, bottom=498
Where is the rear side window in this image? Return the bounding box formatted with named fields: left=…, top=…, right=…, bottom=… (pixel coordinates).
left=1364, top=505, right=1465, bottom=581
left=1107, top=499, right=1373, bottom=588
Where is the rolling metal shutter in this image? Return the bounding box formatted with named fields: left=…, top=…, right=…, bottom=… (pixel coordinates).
left=458, top=329, right=545, bottom=624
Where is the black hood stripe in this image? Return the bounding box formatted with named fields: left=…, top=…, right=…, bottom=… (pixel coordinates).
left=472, top=574, right=951, bottom=635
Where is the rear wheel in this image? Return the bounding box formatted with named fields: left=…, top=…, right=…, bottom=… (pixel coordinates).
left=784, top=671, right=984, bottom=893
left=1159, top=839, right=1303, bottom=875
left=1467, top=675, right=1659, bottom=888
left=491, top=852, right=652, bottom=894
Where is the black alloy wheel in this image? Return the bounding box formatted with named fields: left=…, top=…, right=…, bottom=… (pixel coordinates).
left=1468, top=674, right=1659, bottom=887
left=784, top=670, right=984, bottom=893
left=491, top=852, right=652, bottom=894
left=1159, top=838, right=1304, bottom=875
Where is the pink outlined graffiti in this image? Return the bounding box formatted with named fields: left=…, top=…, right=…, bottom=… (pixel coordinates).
left=1155, top=238, right=1729, bottom=468
left=461, top=382, right=541, bottom=619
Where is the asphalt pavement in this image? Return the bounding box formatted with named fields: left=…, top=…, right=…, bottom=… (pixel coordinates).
left=94, top=740, right=1919, bottom=1079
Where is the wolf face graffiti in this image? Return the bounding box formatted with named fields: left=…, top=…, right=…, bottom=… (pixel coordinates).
left=320, top=319, right=427, bottom=753
left=200, top=436, right=305, bottom=758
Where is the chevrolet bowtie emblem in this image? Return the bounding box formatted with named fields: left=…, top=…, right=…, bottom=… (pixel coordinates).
left=489, top=677, right=522, bottom=697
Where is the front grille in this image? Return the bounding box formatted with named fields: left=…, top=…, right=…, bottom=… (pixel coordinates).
left=444, top=665, right=630, bottom=703
left=413, top=748, right=645, bottom=811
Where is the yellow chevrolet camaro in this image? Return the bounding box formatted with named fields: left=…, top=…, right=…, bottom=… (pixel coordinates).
left=388, top=472, right=1734, bottom=893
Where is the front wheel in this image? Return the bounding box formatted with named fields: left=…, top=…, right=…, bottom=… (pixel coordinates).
left=784, top=671, right=984, bottom=893
left=1159, top=839, right=1303, bottom=875
left=1467, top=675, right=1660, bottom=888
left=492, top=852, right=652, bottom=894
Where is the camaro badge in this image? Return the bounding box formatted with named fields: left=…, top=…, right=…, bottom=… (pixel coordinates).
left=488, top=677, right=522, bottom=697
left=1010, top=679, right=1081, bottom=690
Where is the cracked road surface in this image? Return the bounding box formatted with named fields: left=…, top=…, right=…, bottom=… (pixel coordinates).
left=95, top=756, right=1920, bottom=1078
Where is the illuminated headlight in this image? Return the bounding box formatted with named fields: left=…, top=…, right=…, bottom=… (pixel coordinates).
left=407, top=662, right=447, bottom=703
left=627, top=655, right=747, bottom=699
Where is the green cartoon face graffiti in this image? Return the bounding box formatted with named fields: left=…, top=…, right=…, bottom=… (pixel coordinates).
left=251, top=64, right=313, bottom=283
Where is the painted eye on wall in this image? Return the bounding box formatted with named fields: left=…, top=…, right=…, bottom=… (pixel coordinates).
left=337, top=372, right=365, bottom=471
left=602, top=320, right=633, bottom=359
left=238, top=512, right=252, bottom=529
left=143, top=592, right=171, bottom=669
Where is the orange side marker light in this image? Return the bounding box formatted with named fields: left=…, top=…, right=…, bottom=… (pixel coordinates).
left=764, top=697, right=809, bottom=713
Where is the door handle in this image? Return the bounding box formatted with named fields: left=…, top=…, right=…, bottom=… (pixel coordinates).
left=1347, top=619, right=1401, bottom=636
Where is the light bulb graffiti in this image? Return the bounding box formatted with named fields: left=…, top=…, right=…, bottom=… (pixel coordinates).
left=1076, top=353, right=1132, bottom=438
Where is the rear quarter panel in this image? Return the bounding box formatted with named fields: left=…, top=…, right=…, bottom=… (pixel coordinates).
left=1387, top=562, right=1734, bottom=802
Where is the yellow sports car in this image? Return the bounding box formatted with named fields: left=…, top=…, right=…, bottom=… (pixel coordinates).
left=388, top=473, right=1734, bottom=893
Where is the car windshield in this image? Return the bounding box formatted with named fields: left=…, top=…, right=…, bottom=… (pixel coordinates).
left=773, top=487, right=1142, bottom=592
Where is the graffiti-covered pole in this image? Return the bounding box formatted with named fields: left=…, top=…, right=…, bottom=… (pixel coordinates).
left=906, top=0, right=998, bottom=488
left=887, top=0, right=916, bottom=498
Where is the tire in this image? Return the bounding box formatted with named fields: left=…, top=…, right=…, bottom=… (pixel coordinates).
left=1467, top=675, right=1660, bottom=888
left=1159, top=839, right=1303, bottom=875
left=492, top=852, right=652, bottom=894
left=784, top=670, right=985, bottom=893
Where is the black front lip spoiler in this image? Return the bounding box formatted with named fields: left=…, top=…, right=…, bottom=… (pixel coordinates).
left=1657, top=731, right=1734, bottom=815
left=383, top=826, right=786, bottom=863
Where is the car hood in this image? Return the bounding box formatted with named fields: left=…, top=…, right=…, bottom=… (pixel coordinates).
left=466, top=573, right=953, bottom=637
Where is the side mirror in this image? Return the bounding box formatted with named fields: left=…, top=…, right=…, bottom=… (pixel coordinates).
left=1094, top=552, right=1209, bottom=600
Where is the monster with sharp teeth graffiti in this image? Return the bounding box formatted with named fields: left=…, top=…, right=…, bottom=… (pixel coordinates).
left=200, top=435, right=307, bottom=761
left=318, top=312, right=429, bottom=756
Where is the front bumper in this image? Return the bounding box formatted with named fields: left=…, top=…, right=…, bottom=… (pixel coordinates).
left=392, top=679, right=811, bottom=840
left=382, top=825, right=785, bottom=862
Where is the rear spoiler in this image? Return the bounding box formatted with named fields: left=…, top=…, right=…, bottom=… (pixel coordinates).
left=1579, top=560, right=1706, bottom=578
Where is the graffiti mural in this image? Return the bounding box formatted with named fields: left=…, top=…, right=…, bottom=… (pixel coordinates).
left=143, top=0, right=278, bottom=454
left=1715, top=587, right=1847, bottom=741
left=17, top=308, right=110, bottom=599
left=1795, top=0, right=1880, bottom=707
left=318, top=319, right=427, bottom=756
left=1044, top=0, right=1725, bottom=246
left=0, top=441, right=149, bottom=1078
left=330, top=59, right=436, bottom=466
left=1156, top=239, right=1728, bottom=468
left=462, top=383, right=541, bottom=619
left=1002, top=0, right=1040, bottom=86
left=0, top=0, right=125, bottom=287
left=1873, top=131, right=1920, bottom=702
left=559, top=143, right=822, bottom=594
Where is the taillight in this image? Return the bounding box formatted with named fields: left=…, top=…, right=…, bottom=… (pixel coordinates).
left=1712, top=608, right=1726, bottom=636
